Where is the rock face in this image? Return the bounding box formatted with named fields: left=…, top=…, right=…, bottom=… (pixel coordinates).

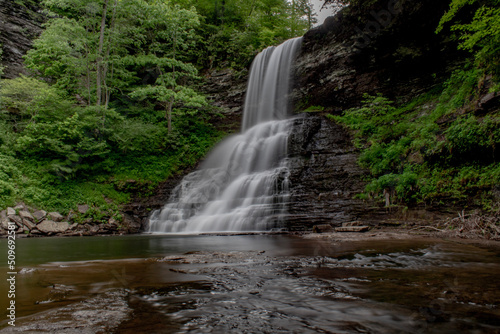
left=0, top=0, right=45, bottom=78
left=292, top=0, right=461, bottom=112
left=286, top=115, right=385, bottom=229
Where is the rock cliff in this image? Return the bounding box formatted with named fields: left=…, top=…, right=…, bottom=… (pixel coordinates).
left=0, top=0, right=44, bottom=78
left=293, top=0, right=462, bottom=112
left=284, top=0, right=468, bottom=229
left=286, top=115, right=379, bottom=229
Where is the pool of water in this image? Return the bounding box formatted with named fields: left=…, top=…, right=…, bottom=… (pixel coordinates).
left=0, top=234, right=499, bottom=333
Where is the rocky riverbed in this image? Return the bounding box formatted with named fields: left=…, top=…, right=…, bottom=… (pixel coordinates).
left=0, top=203, right=140, bottom=237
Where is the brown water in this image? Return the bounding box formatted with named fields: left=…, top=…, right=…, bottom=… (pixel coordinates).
left=1, top=234, right=499, bottom=333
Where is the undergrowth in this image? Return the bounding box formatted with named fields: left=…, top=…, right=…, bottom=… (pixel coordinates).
left=329, top=66, right=500, bottom=210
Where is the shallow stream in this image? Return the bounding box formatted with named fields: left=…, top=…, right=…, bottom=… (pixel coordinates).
left=1, top=234, right=499, bottom=333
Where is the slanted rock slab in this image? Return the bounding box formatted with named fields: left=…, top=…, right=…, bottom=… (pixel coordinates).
left=14, top=204, right=25, bottom=211
left=335, top=226, right=370, bottom=233
left=23, top=219, right=36, bottom=230
left=19, top=210, right=35, bottom=223
left=33, top=210, right=47, bottom=222
left=37, top=220, right=70, bottom=234
left=48, top=212, right=64, bottom=222
left=9, top=215, right=23, bottom=228
left=78, top=204, right=90, bottom=214
left=342, top=221, right=364, bottom=227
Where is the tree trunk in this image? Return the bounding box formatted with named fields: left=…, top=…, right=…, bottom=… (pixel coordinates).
left=103, top=0, right=118, bottom=111
left=96, top=0, right=108, bottom=106
left=166, top=100, right=173, bottom=134
left=248, top=0, right=257, bottom=17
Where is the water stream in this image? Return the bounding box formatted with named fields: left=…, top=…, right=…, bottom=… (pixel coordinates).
left=148, top=37, right=302, bottom=233
left=1, top=235, right=499, bottom=333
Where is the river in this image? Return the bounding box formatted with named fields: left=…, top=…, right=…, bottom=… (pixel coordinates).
left=1, top=234, right=499, bottom=333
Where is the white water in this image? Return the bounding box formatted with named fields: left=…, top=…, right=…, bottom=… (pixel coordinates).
left=148, top=37, right=302, bottom=233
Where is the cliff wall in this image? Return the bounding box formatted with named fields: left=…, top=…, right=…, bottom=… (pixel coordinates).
left=0, top=0, right=44, bottom=78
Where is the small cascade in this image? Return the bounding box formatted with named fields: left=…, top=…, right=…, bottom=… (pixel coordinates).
left=148, top=37, right=302, bottom=233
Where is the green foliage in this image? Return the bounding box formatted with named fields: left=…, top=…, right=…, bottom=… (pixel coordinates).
left=445, top=115, right=500, bottom=161
left=0, top=0, right=316, bottom=215
left=437, top=0, right=500, bottom=78
left=173, top=0, right=316, bottom=70
left=0, top=76, right=74, bottom=128
left=303, top=105, right=325, bottom=112
left=334, top=87, right=500, bottom=208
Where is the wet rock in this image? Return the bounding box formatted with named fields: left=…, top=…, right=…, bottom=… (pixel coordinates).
left=313, top=224, right=334, bottom=233
left=37, top=220, right=70, bottom=234
left=30, top=228, right=42, bottom=235
left=48, top=211, right=64, bottom=222
left=18, top=210, right=35, bottom=223
left=2, top=289, right=131, bottom=333
left=122, top=213, right=141, bottom=233
left=84, top=224, right=99, bottom=234
left=32, top=210, right=47, bottom=222
left=286, top=115, right=384, bottom=230
left=343, top=221, right=364, bottom=227
left=335, top=226, right=370, bottom=232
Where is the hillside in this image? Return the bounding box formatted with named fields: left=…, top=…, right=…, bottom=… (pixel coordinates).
left=0, top=0, right=499, bottom=237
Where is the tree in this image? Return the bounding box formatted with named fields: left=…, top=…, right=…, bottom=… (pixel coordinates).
left=128, top=2, right=206, bottom=133
left=25, top=0, right=206, bottom=133
left=437, top=0, right=500, bottom=79
left=172, top=0, right=316, bottom=70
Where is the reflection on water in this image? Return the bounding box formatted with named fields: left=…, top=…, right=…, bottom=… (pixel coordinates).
left=4, top=234, right=296, bottom=266
left=0, top=235, right=499, bottom=333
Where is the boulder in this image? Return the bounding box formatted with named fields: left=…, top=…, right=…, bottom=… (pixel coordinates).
left=78, top=204, right=90, bottom=214
left=312, top=224, right=334, bottom=233
left=22, top=218, right=36, bottom=230
left=335, top=226, right=370, bottom=232
left=9, top=215, right=23, bottom=228
left=36, top=220, right=70, bottom=234
left=1, top=218, right=10, bottom=230
left=48, top=212, right=64, bottom=222
left=19, top=210, right=35, bottom=223
left=7, top=207, right=16, bottom=216
left=14, top=204, right=25, bottom=210
left=32, top=210, right=47, bottom=222
left=342, top=221, right=364, bottom=227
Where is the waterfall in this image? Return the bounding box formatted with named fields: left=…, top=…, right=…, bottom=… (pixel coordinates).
left=147, top=37, right=302, bottom=233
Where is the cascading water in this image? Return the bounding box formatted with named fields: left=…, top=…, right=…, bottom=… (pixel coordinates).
left=147, top=37, right=302, bottom=233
